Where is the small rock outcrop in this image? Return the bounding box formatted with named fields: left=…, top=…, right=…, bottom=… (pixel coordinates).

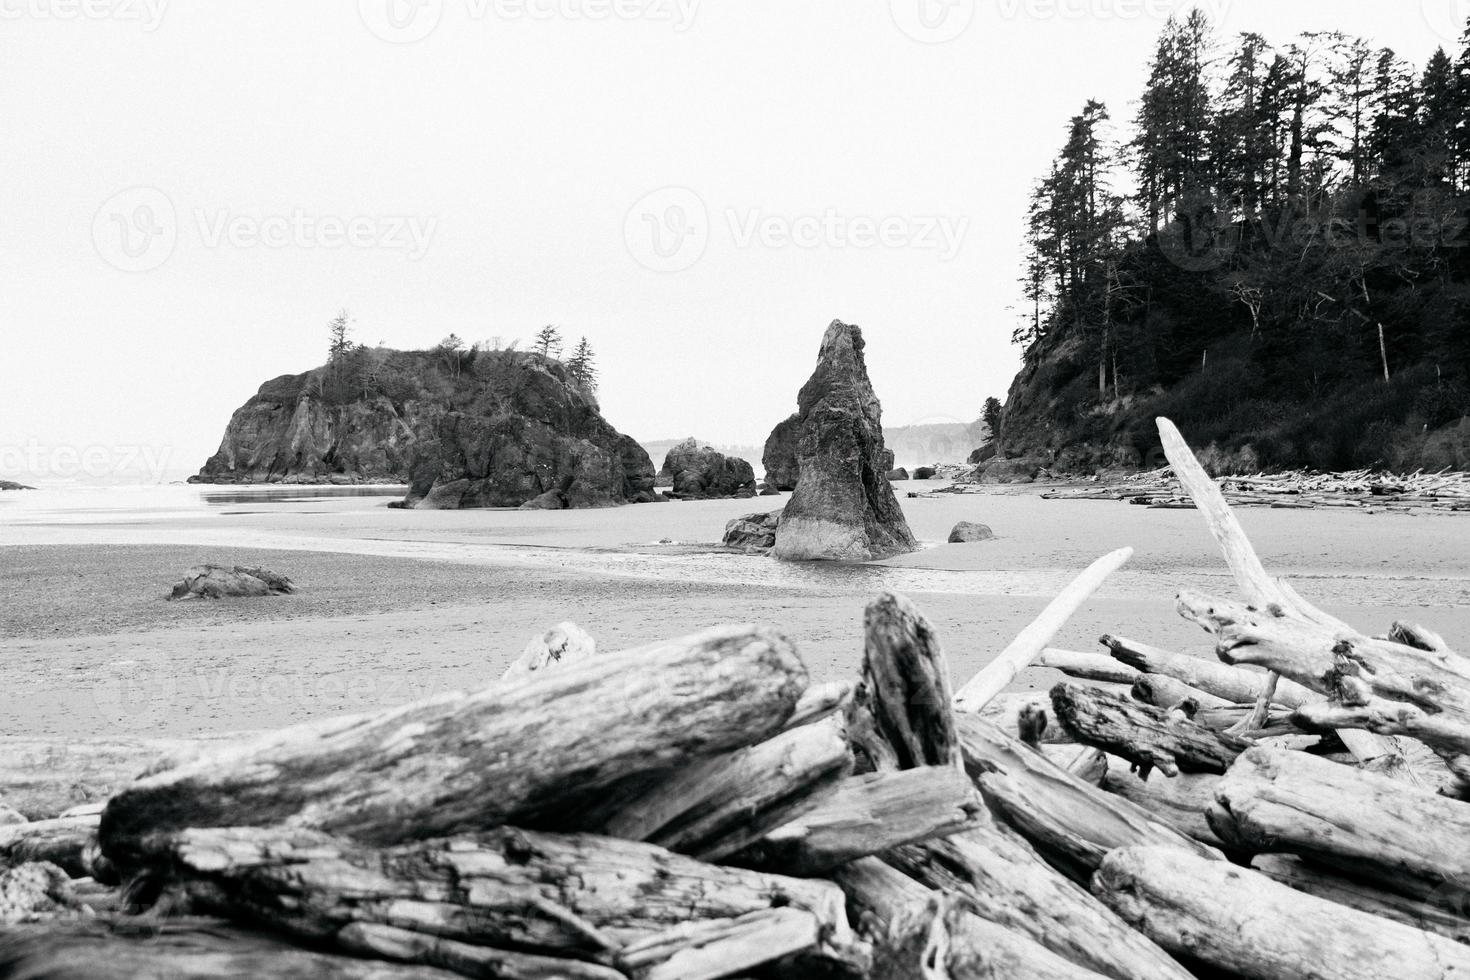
left=887, top=467, right=910, bottom=481
left=762, top=414, right=801, bottom=491
left=948, top=522, right=994, bottom=543
left=659, top=439, right=756, bottom=499
left=722, top=511, right=781, bottom=552
left=0, top=481, right=35, bottom=491
left=169, top=565, right=295, bottom=600
left=771, top=321, right=918, bottom=562
left=913, top=466, right=937, bottom=480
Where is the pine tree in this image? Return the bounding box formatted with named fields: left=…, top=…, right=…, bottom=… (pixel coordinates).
left=566, top=336, right=598, bottom=392
left=327, top=310, right=353, bottom=365
left=982, top=397, right=1003, bottom=442
left=532, top=324, right=564, bottom=359
left=1133, top=11, right=1216, bottom=228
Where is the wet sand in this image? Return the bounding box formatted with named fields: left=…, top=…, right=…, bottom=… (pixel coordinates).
left=3, top=484, right=1469, bottom=739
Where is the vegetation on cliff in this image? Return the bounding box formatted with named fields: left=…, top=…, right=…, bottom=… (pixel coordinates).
left=1003, top=11, right=1470, bottom=474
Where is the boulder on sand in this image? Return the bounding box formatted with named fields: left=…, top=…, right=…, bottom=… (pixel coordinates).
left=888, top=468, right=910, bottom=481
left=0, top=481, right=35, bottom=491
left=169, top=565, right=295, bottom=600
left=771, top=321, right=919, bottom=562
left=947, top=522, right=994, bottom=543
left=913, top=467, right=937, bottom=480
left=518, top=490, right=566, bottom=510
left=722, top=510, right=781, bottom=552
left=659, top=439, right=756, bottom=499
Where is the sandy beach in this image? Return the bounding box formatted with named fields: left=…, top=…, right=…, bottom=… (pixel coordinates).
left=3, top=483, right=1469, bottom=740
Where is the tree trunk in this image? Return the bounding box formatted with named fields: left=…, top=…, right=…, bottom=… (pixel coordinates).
left=1038, top=649, right=1143, bottom=686
left=735, top=767, right=983, bottom=876
left=885, top=819, right=1193, bottom=980
left=100, top=626, right=808, bottom=872
left=1101, top=634, right=1315, bottom=708
left=1252, top=854, right=1470, bottom=945
left=956, top=716, right=1221, bottom=880
left=1094, top=846, right=1470, bottom=980
left=119, top=824, right=864, bottom=976
left=1049, top=682, right=1250, bottom=776
left=1209, top=746, right=1470, bottom=894
left=847, top=592, right=960, bottom=773
left=593, top=723, right=851, bottom=861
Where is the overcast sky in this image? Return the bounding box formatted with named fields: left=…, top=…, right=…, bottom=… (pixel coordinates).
left=1, top=0, right=1456, bottom=483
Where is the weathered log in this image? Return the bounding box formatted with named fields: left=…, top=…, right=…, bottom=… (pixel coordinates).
left=501, top=622, right=597, bottom=680
left=0, top=815, right=99, bottom=879
left=828, top=856, right=932, bottom=937
left=737, top=766, right=983, bottom=876
left=1252, top=854, right=1470, bottom=945
left=338, top=922, right=627, bottom=980
left=1180, top=590, right=1470, bottom=785
left=782, top=680, right=852, bottom=731
left=873, top=895, right=1110, bottom=980
left=1099, top=770, right=1228, bottom=850
left=1389, top=620, right=1452, bottom=654
left=122, top=824, right=864, bottom=973
left=1042, top=744, right=1109, bottom=785
left=956, top=716, right=1221, bottom=880
left=615, top=908, right=822, bottom=980
left=1101, top=634, right=1314, bottom=708
left=1049, top=682, right=1249, bottom=776
left=846, top=592, right=959, bottom=773
left=595, top=723, right=851, bottom=861
left=1094, top=845, right=1470, bottom=980
left=100, top=626, right=809, bottom=870
left=1209, top=745, right=1470, bottom=893
left=0, top=917, right=468, bottom=980
left=954, top=548, right=1133, bottom=712
left=885, top=821, right=1193, bottom=980
left=0, top=736, right=231, bottom=820
left=1128, top=674, right=1229, bottom=710
left=1039, top=649, right=1143, bottom=686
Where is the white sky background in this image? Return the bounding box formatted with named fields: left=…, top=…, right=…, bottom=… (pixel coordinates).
left=0, top=0, right=1458, bottom=482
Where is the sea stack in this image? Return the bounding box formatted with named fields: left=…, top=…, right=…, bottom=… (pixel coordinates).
left=772, top=320, right=918, bottom=562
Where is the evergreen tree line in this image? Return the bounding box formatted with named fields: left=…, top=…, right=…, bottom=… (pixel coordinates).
left=1015, top=10, right=1470, bottom=471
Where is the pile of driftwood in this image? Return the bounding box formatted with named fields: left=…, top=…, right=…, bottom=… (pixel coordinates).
left=3, top=418, right=1470, bottom=979
left=1043, top=461, right=1470, bottom=514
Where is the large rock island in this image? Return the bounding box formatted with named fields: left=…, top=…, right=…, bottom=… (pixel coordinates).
left=193, top=347, right=656, bottom=510
left=771, top=321, right=917, bottom=562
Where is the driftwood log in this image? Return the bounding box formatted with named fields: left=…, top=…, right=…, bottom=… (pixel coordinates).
left=1209, top=745, right=1470, bottom=894
left=1101, top=634, right=1314, bottom=708
left=100, top=626, right=808, bottom=870
left=0, top=736, right=234, bottom=820
left=1098, top=770, right=1228, bottom=851
left=1049, top=682, right=1250, bottom=776
left=845, top=592, right=960, bottom=773
left=1252, top=854, right=1470, bottom=945
left=1037, top=649, right=1143, bottom=686
left=0, top=815, right=100, bottom=880
left=736, top=766, right=982, bottom=876
left=121, top=824, right=865, bottom=978
left=594, top=723, right=851, bottom=861
left=885, top=820, right=1193, bottom=980
left=500, top=621, right=597, bottom=680
left=1094, top=845, right=1470, bottom=980
left=956, top=716, right=1220, bottom=880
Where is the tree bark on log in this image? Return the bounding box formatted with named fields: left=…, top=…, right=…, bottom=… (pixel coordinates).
left=884, top=820, right=1193, bottom=980
left=956, top=716, right=1221, bottom=880
left=1101, top=634, right=1314, bottom=708
left=1093, top=845, right=1470, bottom=980
left=119, top=824, right=864, bottom=975
left=593, top=723, right=852, bottom=861
left=1128, top=674, right=1229, bottom=711
left=0, top=917, right=470, bottom=980
left=782, top=681, right=852, bottom=731
left=846, top=592, right=959, bottom=773
left=736, top=767, right=983, bottom=876
left=1251, top=854, right=1470, bottom=945
left=614, top=908, right=822, bottom=980
left=1209, top=746, right=1470, bottom=894
left=100, top=626, right=808, bottom=871
left=0, top=815, right=101, bottom=879
left=1099, top=770, right=1228, bottom=851
left=872, top=895, right=1111, bottom=980
left=1049, top=683, right=1250, bottom=777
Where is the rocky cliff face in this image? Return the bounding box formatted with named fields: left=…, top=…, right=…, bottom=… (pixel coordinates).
left=771, top=321, right=917, bottom=562
left=194, top=348, right=656, bottom=509
left=658, top=438, right=756, bottom=499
